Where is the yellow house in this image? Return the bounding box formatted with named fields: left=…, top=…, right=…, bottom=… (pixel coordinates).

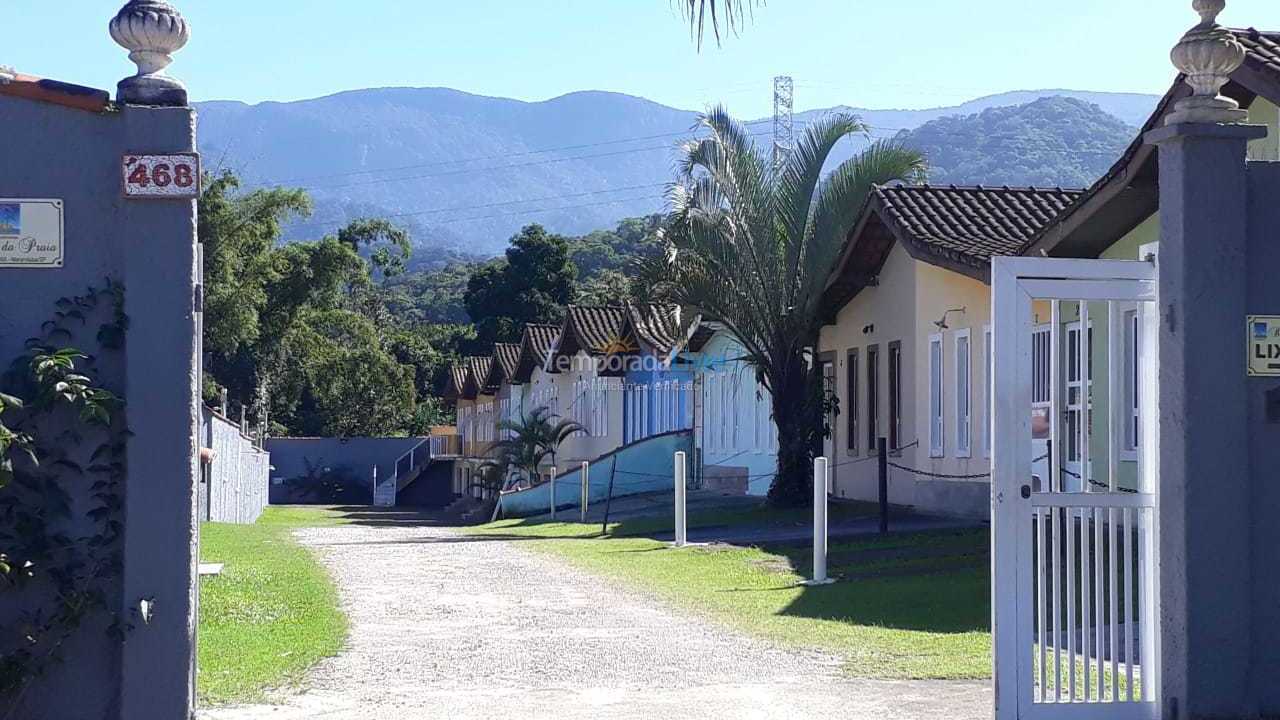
left=1023, top=27, right=1280, bottom=494
left=818, top=184, right=1083, bottom=517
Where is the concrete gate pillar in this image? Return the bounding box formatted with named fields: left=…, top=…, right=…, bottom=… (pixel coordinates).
left=1145, top=3, right=1268, bottom=716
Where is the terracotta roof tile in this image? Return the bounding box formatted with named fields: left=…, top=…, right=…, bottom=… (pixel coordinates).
left=875, top=184, right=1085, bottom=264
left=558, top=306, right=629, bottom=356
left=443, top=363, right=470, bottom=401
left=483, top=343, right=521, bottom=391
left=1238, top=28, right=1280, bottom=82
left=0, top=70, right=112, bottom=113
left=513, top=323, right=561, bottom=383
left=624, top=304, right=684, bottom=356
left=466, top=356, right=492, bottom=396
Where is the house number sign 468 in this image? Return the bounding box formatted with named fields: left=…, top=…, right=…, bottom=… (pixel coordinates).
left=122, top=154, right=200, bottom=199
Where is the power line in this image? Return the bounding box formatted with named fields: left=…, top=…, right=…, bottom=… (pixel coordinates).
left=273, top=130, right=773, bottom=192
left=378, top=193, right=667, bottom=227
left=248, top=118, right=780, bottom=188
left=286, top=183, right=670, bottom=230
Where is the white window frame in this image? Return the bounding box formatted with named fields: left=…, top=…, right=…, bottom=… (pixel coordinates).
left=1121, top=306, right=1140, bottom=461
left=983, top=325, right=993, bottom=459
left=929, top=333, right=944, bottom=457
left=954, top=328, right=972, bottom=459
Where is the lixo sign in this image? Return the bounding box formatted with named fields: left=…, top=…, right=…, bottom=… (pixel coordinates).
left=1247, top=315, right=1280, bottom=377
left=0, top=198, right=64, bottom=268
left=122, top=153, right=200, bottom=198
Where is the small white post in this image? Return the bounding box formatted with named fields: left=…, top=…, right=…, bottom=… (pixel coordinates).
left=807, top=457, right=834, bottom=585
left=580, top=461, right=590, bottom=522
left=674, top=451, right=687, bottom=547
left=549, top=465, right=557, bottom=520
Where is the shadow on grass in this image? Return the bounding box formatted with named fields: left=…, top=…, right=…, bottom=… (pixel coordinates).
left=762, top=530, right=992, bottom=634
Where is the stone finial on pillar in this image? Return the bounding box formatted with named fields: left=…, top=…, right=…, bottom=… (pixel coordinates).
left=109, top=0, right=190, bottom=106
left=1167, top=0, right=1248, bottom=125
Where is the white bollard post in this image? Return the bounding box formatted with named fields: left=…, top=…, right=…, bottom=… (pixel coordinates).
left=808, top=457, right=833, bottom=585
left=549, top=465, right=557, bottom=520
left=580, top=461, right=589, bottom=522
left=674, top=451, right=687, bottom=547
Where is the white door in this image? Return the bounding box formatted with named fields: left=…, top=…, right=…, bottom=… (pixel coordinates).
left=992, top=255, right=1160, bottom=720
left=1061, top=321, right=1091, bottom=492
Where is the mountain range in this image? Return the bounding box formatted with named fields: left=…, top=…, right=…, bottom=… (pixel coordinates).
left=194, top=87, right=1158, bottom=257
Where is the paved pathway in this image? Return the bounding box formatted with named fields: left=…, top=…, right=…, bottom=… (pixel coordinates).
left=202, top=520, right=991, bottom=720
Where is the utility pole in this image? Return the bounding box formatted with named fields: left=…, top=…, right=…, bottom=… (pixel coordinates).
left=772, top=75, right=794, bottom=174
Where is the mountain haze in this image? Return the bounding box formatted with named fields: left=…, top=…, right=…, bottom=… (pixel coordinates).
left=195, top=87, right=1155, bottom=256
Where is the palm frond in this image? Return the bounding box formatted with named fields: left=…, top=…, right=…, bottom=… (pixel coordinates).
left=678, top=0, right=764, bottom=50
left=796, top=139, right=927, bottom=318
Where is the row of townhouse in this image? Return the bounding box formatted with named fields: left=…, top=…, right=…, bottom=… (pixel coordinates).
left=817, top=28, right=1280, bottom=518
left=440, top=27, right=1279, bottom=520
left=442, top=304, right=782, bottom=500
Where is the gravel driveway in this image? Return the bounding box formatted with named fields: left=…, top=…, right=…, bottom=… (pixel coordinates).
left=201, top=520, right=991, bottom=720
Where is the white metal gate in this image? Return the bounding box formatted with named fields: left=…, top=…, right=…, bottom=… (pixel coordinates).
left=992, top=254, right=1160, bottom=719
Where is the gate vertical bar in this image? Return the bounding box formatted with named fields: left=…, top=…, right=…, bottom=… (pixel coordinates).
left=1080, top=301, right=1091, bottom=493
left=1050, top=301, right=1062, bottom=492
left=1138, top=262, right=1161, bottom=702
left=1068, top=502, right=1077, bottom=700
left=1095, top=506, right=1105, bottom=700
left=1109, top=506, right=1119, bottom=700
left=1124, top=507, right=1134, bottom=700
left=1037, top=508, right=1047, bottom=702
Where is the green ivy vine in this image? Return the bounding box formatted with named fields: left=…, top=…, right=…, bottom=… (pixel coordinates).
left=0, top=280, right=130, bottom=710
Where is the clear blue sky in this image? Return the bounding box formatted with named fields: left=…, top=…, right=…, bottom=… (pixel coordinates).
left=10, top=1, right=1280, bottom=115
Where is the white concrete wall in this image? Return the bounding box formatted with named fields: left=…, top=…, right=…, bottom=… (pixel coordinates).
left=201, top=408, right=269, bottom=524
left=697, top=331, right=779, bottom=495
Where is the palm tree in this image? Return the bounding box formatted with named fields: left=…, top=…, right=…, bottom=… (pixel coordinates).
left=483, top=406, right=584, bottom=492
left=647, top=107, right=927, bottom=506
left=680, top=0, right=763, bottom=49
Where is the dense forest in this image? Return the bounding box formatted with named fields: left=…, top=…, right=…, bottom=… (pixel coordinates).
left=899, top=96, right=1134, bottom=189
left=200, top=171, right=663, bottom=438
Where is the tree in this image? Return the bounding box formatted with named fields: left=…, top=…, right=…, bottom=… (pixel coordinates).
left=198, top=172, right=311, bottom=358
left=198, top=170, right=432, bottom=438
left=647, top=108, right=926, bottom=506
left=335, top=217, right=412, bottom=278
left=464, top=224, right=577, bottom=349
left=484, top=406, right=584, bottom=491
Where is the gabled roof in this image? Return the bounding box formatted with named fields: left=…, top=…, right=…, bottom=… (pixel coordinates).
left=623, top=304, right=687, bottom=356
left=482, top=343, right=522, bottom=392
left=546, top=305, right=629, bottom=373
left=822, top=184, right=1084, bottom=318
left=464, top=356, right=492, bottom=398
left=0, top=69, right=112, bottom=113
left=512, top=323, right=561, bottom=383
left=1028, top=28, right=1280, bottom=258
left=443, top=363, right=470, bottom=402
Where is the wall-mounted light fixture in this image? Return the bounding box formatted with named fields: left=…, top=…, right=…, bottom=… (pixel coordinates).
left=934, top=307, right=967, bottom=331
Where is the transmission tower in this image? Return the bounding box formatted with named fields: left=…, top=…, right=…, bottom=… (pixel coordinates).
left=772, top=75, right=794, bottom=173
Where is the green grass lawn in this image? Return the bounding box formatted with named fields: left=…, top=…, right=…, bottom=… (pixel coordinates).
left=197, top=506, right=352, bottom=705
left=467, top=511, right=992, bottom=680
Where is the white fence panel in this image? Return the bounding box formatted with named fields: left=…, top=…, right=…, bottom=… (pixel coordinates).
left=201, top=407, right=270, bottom=524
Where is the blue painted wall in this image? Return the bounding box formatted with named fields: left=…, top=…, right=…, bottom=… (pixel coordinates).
left=499, top=430, right=692, bottom=518
left=266, top=437, right=425, bottom=504
left=0, top=95, right=200, bottom=718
